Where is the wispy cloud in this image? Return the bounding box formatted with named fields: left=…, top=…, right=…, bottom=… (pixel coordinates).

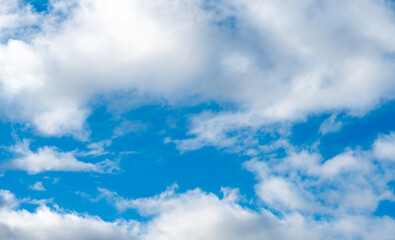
left=2, top=139, right=119, bottom=174
left=29, top=182, right=46, bottom=191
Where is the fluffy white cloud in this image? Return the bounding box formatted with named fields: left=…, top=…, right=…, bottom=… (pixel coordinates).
left=0, top=207, right=137, bottom=240
left=0, top=0, right=215, bottom=138
left=0, top=190, right=19, bottom=209
left=92, top=183, right=395, bottom=240
left=0, top=190, right=138, bottom=239
left=175, top=0, right=395, bottom=149
left=2, top=139, right=118, bottom=174
left=98, top=128, right=395, bottom=238
left=1, top=0, right=395, bottom=143
left=373, top=132, right=395, bottom=161
left=245, top=136, right=395, bottom=216
left=1, top=2, right=395, bottom=239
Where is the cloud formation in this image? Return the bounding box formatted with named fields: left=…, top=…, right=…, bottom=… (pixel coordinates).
left=86, top=132, right=395, bottom=239
left=2, top=139, right=118, bottom=174
left=373, top=132, right=395, bottom=161
left=29, top=181, right=46, bottom=191
left=1, top=130, right=395, bottom=240
left=1, top=0, right=395, bottom=143
left=1, top=1, right=395, bottom=239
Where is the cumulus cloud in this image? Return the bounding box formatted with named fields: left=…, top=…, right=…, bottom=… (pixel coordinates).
left=2, top=139, right=118, bottom=174
left=245, top=136, right=395, bottom=216
left=90, top=183, right=395, bottom=240
left=95, top=129, right=395, bottom=238
left=0, top=201, right=393, bottom=240
left=1, top=1, right=395, bottom=239
left=0, top=206, right=138, bottom=240
left=175, top=0, right=395, bottom=150
left=0, top=190, right=138, bottom=240
left=0, top=144, right=394, bottom=240
left=0, top=189, right=19, bottom=209
left=1, top=0, right=395, bottom=143
left=373, top=132, right=395, bottom=161
left=0, top=0, right=214, bottom=138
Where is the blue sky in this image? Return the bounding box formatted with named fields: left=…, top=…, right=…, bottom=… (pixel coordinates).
left=1, top=0, right=395, bottom=239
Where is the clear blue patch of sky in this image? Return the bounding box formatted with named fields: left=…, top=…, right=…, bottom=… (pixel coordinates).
left=375, top=200, right=395, bottom=219
left=24, top=0, right=49, bottom=13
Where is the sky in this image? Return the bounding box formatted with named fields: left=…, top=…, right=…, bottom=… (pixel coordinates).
left=0, top=0, right=395, bottom=239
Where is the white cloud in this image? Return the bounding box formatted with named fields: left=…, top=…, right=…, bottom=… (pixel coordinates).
left=112, top=120, right=147, bottom=138
left=0, top=206, right=138, bottom=240
left=1, top=0, right=395, bottom=143
left=0, top=162, right=395, bottom=240
left=245, top=136, right=394, bottom=216
left=0, top=202, right=393, bottom=240
left=80, top=140, right=112, bottom=156
left=255, top=176, right=311, bottom=211
left=0, top=0, right=214, bottom=138
left=0, top=1, right=40, bottom=40
left=94, top=183, right=395, bottom=240
left=319, top=114, right=344, bottom=134
left=0, top=190, right=19, bottom=209
left=0, top=190, right=137, bottom=240
left=175, top=0, right=395, bottom=150
left=0, top=2, right=394, bottom=239
left=373, top=132, right=395, bottom=161
left=96, top=128, right=395, bottom=237
left=2, top=139, right=118, bottom=174
left=320, top=151, right=361, bottom=177
left=29, top=182, right=46, bottom=191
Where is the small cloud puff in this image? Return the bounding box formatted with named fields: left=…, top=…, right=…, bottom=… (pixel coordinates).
left=29, top=182, right=46, bottom=191
left=373, top=132, right=395, bottom=161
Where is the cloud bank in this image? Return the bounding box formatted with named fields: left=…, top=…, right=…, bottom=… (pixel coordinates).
left=1, top=0, right=395, bottom=142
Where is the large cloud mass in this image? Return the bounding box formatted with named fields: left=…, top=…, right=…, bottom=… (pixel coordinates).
left=1, top=0, right=395, bottom=141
